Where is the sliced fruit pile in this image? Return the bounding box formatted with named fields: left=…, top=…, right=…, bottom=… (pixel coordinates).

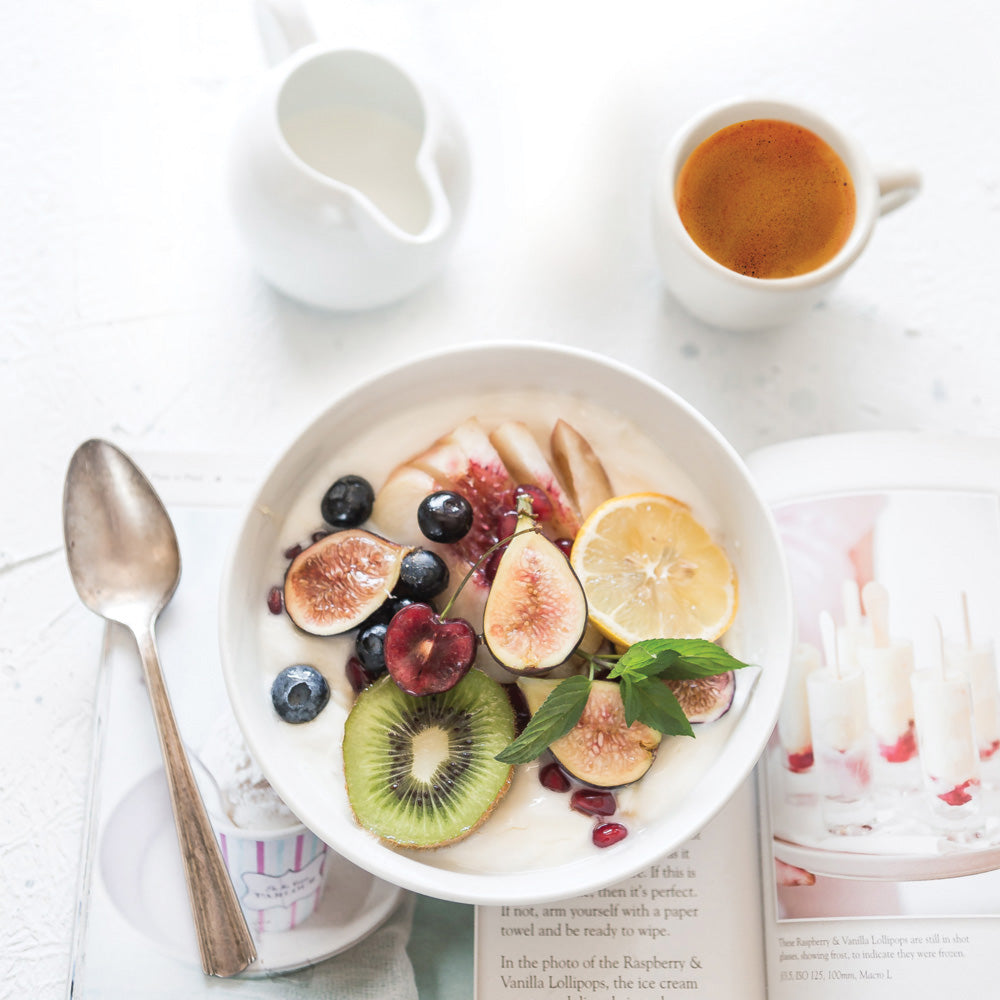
left=263, top=415, right=744, bottom=851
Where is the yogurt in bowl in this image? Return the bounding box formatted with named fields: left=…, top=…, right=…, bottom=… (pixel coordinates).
left=219, top=341, right=793, bottom=904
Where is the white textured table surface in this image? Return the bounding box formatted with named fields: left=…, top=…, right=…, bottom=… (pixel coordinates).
left=2, top=0, right=998, bottom=995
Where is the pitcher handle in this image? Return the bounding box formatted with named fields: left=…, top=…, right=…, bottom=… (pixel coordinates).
left=876, top=167, right=921, bottom=216
left=255, top=0, right=317, bottom=65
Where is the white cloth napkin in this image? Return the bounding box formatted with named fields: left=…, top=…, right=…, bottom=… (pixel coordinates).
left=210, top=895, right=418, bottom=998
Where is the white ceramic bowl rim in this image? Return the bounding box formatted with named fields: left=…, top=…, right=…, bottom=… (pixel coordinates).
left=219, top=340, right=793, bottom=904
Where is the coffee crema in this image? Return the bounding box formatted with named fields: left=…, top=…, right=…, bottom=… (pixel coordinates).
left=675, top=119, right=856, bottom=279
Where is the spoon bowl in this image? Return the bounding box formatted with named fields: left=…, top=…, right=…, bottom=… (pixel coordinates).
left=64, top=440, right=180, bottom=628
left=63, top=440, right=256, bottom=977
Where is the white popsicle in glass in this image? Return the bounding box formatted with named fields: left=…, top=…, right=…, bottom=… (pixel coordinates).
left=944, top=594, right=1000, bottom=761
left=858, top=582, right=917, bottom=765
left=911, top=619, right=982, bottom=837
left=779, top=642, right=820, bottom=773
left=808, top=611, right=874, bottom=834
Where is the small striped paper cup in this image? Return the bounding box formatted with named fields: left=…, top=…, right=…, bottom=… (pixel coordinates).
left=215, top=819, right=329, bottom=934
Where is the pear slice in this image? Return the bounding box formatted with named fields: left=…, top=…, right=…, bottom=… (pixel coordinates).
left=550, top=419, right=614, bottom=519
left=489, top=421, right=580, bottom=537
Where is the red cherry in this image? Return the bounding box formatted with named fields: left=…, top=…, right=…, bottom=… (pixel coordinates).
left=539, top=762, right=571, bottom=793
left=593, top=822, right=628, bottom=848
left=554, top=537, right=574, bottom=557
left=383, top=602, right=478, bottom=696
left=570, top=789, right=616, bottom=817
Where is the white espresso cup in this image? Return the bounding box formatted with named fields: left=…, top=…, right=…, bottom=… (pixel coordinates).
left=652, top=98, right=920, bottom=331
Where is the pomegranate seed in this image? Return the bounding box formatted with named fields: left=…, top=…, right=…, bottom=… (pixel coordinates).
left=345, top=656, right=371, bottom=694
left=283, top=542, right=303, bottom=561
left=497, top=510, right=519, bottom=540
left=311, top=529, right=329, bottom=543
left=555, top=537, right=573, bottom=557
left=484, top=544, right=508, bottom=582
left=539, top=762, right=571, bottom=793
left=570, top=789, right=616, bottom=817
left=514, top=484, right=553, bottom=521
left=593, top=822, right=628, bottom=848
left=266, top=586, right=284, bottom=615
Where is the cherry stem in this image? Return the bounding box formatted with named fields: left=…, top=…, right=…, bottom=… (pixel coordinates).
left=438, top=526, right=538, bottom=619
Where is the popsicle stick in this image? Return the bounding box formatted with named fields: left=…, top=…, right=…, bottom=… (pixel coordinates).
left=842, top=579, right=862, bottom=629
left=930, top=616, right=946, bottom=680
left=862, top=581, right=890, bottom=649
left=819, top=610, right=840, bottom=679
left=961, top=591, right=973, bottom=650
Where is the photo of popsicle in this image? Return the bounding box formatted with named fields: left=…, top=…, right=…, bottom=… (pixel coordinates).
left=858, top=581, right=917, bottom=766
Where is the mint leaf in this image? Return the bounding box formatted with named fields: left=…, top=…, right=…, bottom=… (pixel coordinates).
left=608, top=643, right=679, bottom=682
left=622, top=676, right=694, bottom=738
left=495, top=676, right=592, bottom=765
left=610, top=638, right=748, bottom=682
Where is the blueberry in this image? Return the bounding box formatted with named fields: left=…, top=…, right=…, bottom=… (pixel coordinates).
left=417, top=491, right=473, bottom=543
left=357, top=595, right=417, bottom=632
left=271, top=664, right=330, bottom=723
left=396, top=549, right=449, bottom=600
left=356, top=621, right=389, bottom=678
left=320, top=475, right=374, bottom=528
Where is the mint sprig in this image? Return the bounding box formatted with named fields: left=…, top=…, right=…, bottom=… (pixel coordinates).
left=495, top=638, right=750, bottom=765
left=609, top=638, right=748, bottom=682
left=495, top=675, right=591, bottom=765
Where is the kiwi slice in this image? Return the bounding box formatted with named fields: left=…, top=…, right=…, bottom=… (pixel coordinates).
left=343, top=670, right=515, bottom=849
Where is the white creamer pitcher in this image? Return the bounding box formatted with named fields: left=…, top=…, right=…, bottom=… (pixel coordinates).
left=229, top=0, right=470, bottom=310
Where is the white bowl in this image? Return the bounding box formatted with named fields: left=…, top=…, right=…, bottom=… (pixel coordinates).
left=219, top=341, right=793, bottom=904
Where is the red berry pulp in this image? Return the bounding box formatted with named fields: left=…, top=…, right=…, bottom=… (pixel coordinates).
left=513, top=484, right=553, bottom=521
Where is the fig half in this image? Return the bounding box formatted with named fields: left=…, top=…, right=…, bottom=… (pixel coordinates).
left=519, top=679, right=661, bottom=787
left=483, top=501, right=588, bottom=674
left=666, top=673, right=736, bottom=723
left=283, top=529, right=407, bottom=636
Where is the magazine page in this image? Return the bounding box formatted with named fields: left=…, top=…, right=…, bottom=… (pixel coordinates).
left=475, top=779, right=766, bottom=1000
left=760, top=488, right=1000, bottom=997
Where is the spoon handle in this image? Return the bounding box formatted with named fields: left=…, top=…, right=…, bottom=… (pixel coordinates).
left=136, top=625, right=257, bottom=977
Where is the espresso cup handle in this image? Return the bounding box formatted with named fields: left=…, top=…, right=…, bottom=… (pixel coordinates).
left=876, top=167, right=921, bottom=216
left=255, top=0, right=317, bottom=66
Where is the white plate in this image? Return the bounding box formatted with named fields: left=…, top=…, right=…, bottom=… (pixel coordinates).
left=773, top=835, right=1000, bottom=882
left=219, top=341, right=794, bottom=904
left=100, top=767, right=405, bottom=976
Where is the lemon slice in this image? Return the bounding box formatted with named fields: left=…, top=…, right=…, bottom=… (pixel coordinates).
left=570, top=492, right=737, bottom=646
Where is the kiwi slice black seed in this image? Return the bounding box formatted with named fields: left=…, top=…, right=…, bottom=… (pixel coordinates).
left=343, top=670, right=515, bottom=849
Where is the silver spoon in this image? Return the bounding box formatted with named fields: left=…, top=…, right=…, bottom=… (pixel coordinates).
left=63, top=439, right=256, bottom=977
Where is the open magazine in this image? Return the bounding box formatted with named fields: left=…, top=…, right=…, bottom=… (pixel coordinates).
left=477, top=434, right=1000, bottom=998
left=70, top=436, right=1000, bottom=998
